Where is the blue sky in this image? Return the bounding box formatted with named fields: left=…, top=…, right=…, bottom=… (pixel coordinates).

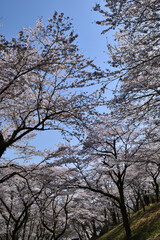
left=1, top=0, right=112, bottom=161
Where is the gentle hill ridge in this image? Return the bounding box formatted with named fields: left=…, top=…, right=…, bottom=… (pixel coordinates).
left=98, top=202, right=160, bottom=240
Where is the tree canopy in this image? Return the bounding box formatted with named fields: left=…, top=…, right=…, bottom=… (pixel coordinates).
left=0, top=2, right=160, bottom=240
left=0, top=12, right=103, bottom=159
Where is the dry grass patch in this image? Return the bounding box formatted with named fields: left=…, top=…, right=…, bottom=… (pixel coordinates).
left=98, top=203, right=160, bottom=240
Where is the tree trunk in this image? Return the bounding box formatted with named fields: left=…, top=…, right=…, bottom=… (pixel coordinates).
left=0, top=132, right=6, bottom=158
left=12, top=232, right=18, bottom=240
left=120, top=202, right=131, bottom=240
left=154, top=178, right=159, bottom=203
left=119, top=185, right=131, bottom=240
left=0, top=145, right=6, bottom=158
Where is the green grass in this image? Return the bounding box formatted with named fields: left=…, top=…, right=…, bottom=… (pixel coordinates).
left=98, top=202, right=160, bottom=240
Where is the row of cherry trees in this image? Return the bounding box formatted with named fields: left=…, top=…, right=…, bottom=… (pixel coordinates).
left=51, top=115, right=159, bottom=240
left=0, top=164, right=120, bottom=239
left=0, top=132, right=159, bottom=240
left=0, top=0, right=160, bottom=239
left=0, top=147, right=159, bottom=240
left=91, top=1, right=160, bottom=238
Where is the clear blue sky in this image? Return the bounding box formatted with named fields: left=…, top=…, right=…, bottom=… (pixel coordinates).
left=1, top=0, right=111, bottom=161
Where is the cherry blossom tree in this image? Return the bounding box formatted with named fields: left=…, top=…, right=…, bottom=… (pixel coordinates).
left=0, top=164, right=77, bottom=240
left=35, top=166, right=75, bottom=240
left=0, top=11, right=103, bottom=159
left=52, top=116, right=150, bottom=240
left=134, top=139, right=160, bottom=203
left=94, top=0, right=160, bottom=123
left=69, top=190, right=111, bottom=240
left=125, top=162, right=151, bottom=213
left=0, top=166, right=44, bottom=240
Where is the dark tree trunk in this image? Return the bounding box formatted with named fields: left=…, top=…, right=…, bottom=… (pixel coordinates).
left=143, top=194, right=150, bottom=206
left=154, top=179, right=159, bottom=203
left=120, top=202, right=131, bottom=240
left=0, top=145, right=6, bottom=158
left=12, top=232, right=18, bottom=240
left=111, top=211, right=118, bottom=225
left=0, top=132, right=6, bottom=158
left=119, top=184, right=131, bottom=240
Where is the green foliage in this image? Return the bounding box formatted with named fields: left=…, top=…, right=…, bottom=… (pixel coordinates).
left=98, top=203, right=160, bottom=240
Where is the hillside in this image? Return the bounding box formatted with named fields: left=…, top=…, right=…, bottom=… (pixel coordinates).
left=98, top=203, right=160, bottom=240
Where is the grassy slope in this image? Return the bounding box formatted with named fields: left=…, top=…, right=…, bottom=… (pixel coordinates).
left=98, top=202, right=160, bottom=240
